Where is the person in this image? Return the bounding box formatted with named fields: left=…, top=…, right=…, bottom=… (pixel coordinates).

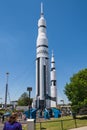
left=3, top=113, right=22, bottom=130
left=2, top=114, right=4, bottom=123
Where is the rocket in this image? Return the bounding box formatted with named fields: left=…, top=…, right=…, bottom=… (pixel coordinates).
left=50, top=51, right=57, bottom=107
left=36, top=3, right=50, bottom=109
left=32, top=3, right=58, bottom=109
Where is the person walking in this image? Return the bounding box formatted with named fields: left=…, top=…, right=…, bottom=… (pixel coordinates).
left=3, top=113, right=22, bottom=130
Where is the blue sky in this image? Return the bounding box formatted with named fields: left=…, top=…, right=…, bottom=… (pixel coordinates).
left=0, top=0, right=87, bottom=104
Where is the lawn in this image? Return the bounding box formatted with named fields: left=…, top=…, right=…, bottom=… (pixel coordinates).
left=22, top=124, right=27, bottom=130
left=22, top=116, right=87, bottom=130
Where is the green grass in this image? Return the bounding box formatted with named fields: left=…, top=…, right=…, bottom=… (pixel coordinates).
left=22, top=116, right=87, bottom=130
left=22, top=124, right=27, bottom=130
left=35, top=116, right=87, bottom=130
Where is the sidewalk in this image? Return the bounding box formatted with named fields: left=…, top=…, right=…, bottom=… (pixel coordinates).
left=69, top=126, right=87, bottom=130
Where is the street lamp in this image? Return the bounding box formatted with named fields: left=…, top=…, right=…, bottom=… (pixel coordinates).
left=27, top=87, right=32, bottom=118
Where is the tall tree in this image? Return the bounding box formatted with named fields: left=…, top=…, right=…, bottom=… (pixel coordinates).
left=18, top=92, right=32, bottom=106
left=64, top=68, right=87, bottom=112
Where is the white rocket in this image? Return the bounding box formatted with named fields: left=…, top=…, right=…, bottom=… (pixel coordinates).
left=36, top=3, right=50, bottom=109
left=50, top=51, right=57, bottom=107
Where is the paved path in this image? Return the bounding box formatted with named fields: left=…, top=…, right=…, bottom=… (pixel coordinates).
left=70, top=126, right=87, bottom=130
left=0, top=124, right=3, bottom=130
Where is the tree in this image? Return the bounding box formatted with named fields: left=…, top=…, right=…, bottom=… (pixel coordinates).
left=18, top=92, right=32, bottom=106
left=64, top=68, right=87, bottom=112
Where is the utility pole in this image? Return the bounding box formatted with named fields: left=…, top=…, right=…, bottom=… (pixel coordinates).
left=27, top=87, right=32, bottom=118
left=5, top=72, right=9, bottom=109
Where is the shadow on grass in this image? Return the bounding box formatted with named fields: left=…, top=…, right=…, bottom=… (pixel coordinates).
left=41, top=127, right=46, bottom=130
left=77, top=115, right=87, bottom=120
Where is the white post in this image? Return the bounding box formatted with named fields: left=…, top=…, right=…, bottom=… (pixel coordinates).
left=27, top=119, right=35, bottom=130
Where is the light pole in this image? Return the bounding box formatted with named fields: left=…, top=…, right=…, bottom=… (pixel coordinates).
left=27, top=87, right=32, bottom=118
left=5, top=72, right=9, bottom=109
